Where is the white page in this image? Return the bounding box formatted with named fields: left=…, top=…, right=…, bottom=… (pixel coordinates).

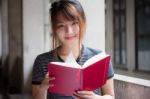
left=82, top=52, right=109, bottom=68
left=65, top=52, right=80, bottom=68
left=50, top=52, right=81, bottom=68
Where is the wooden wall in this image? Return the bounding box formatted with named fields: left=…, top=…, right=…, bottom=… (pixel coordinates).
left=114, top=80, right=150, bottom=99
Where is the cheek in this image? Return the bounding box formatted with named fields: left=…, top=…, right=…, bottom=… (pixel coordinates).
left=73, top=26, right=80, bottom=34
left=56, top=33, right=66, bottom=42
left=55, top=29, right=64, bottom=37
left=56, top=33, right=63, bottom=39
left=56, top=29, right=65, bottom=34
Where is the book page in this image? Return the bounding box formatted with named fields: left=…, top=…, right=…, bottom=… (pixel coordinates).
left=82, top=52, right=109, bottom=68
left=65, top=52, right=81, bottom=68
left=50, top=52, right=81, bottom=68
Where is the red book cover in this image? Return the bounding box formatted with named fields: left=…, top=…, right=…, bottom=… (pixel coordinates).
left=48, top=52, right=110, bottom=96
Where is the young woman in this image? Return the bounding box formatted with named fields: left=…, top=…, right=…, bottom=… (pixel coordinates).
left=32, top=0, right=114, bottom=99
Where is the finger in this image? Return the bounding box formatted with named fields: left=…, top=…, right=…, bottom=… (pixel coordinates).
left=49, top=77, right=55, bottom=80
left=49, top=84, right=54, bottom=87
left=74, top=93, right=91, bottom=99
left=77, top=91, right=94, bottom=95
left=75, top=93, right=93, bottom=99
left=73, top=92, right=83, bottom=99
left=45, top=72, right=55, bottom=80
left=45, top=72, right=49, bottom=78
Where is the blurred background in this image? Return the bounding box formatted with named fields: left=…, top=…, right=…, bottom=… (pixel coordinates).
left=0, top=0, right=150, bottom=99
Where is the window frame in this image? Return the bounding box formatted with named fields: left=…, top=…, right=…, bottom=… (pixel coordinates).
left=113, top=0, right=127, bottom=68
left=105, top=0, right=150, bottom=80
left=135, top=0, right=150, bottom=72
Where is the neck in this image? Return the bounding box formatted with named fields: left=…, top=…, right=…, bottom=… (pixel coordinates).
left=57, top=44, right=82, bottom=60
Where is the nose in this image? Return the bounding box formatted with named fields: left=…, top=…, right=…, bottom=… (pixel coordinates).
left=65, top=25, right=74, bottom=35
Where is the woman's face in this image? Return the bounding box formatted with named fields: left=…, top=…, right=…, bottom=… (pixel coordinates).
left=54, top=14, right=80, bottom=47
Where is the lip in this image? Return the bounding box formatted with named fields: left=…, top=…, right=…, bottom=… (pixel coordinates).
left=65, top=35, right=77, bottom=40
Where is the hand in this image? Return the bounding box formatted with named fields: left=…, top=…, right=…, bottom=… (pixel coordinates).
left=73, top=90, right=101, bottom=99
left=40, top=72, right=55, bottom=90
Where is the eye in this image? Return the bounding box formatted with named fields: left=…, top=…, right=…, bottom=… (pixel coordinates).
left=57, top=24, right=65, bottom=28
left=72, top=21, right=79, bottom=25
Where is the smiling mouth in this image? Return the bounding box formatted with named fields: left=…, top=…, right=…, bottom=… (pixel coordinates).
left=65, top=35, right=77, bottom=40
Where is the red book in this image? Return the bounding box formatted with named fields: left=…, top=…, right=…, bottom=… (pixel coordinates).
left=48, top=52, right=110, bottom=96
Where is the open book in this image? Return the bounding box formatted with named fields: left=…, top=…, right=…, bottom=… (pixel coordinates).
left=48, top=52, right=110, bottom=96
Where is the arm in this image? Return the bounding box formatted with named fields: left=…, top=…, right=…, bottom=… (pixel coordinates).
left=32, top=73, right=55, bottom=99
left=101, top=78, right=114, bottom=98
left=32, top=85, right=47, bottom=99
left=74, top=78, right=115, bottom=99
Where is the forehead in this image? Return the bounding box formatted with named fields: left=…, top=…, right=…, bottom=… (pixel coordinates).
left=56, top=14, right=68, bottom=22
left=56, top=13, right=77, bottom=23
